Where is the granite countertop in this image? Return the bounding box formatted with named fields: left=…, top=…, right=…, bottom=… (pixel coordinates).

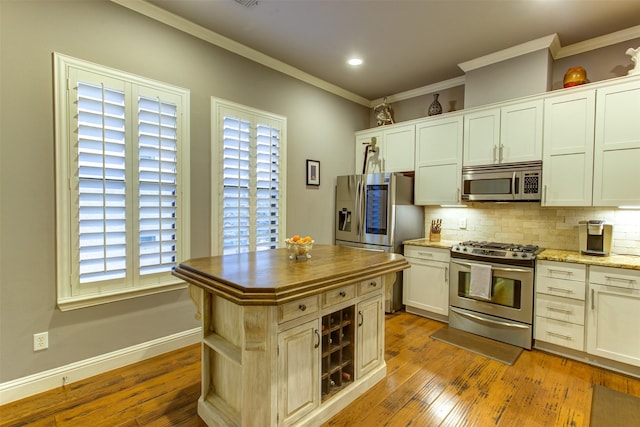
left=402, top=238, right=458, bottom=250
left=403, top=239, right=640, bottom=270
left=537, top=249, right=640, bottom=270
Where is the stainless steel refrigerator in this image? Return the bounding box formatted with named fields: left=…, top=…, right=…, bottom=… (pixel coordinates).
left=335, top=172, right=424, bottom=312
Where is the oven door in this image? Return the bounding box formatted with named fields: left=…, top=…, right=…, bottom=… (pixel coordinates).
left=449, top=258, right=534, bottom=324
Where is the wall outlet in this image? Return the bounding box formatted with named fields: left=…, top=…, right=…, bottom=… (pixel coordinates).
left=459, top=218, right=467, bottom=229
left=33, top=332, right=48, bottom=351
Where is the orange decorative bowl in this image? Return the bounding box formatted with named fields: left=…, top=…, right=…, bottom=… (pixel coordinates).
left=563, top=66, right=587, bottom=88
left=285, top=239, right=314, bottom=260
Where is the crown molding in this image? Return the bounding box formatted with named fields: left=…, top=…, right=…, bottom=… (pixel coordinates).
left=110, top=0, right=371, bottom=107
left=369, top=76, right=466, bottom=107
left=458, top=34, right=560, bottom=73
left=555, top=25, right=640, bottom=59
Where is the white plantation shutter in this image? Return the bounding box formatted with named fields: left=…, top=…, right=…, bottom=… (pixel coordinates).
left=55, top=53, right=190, bottom=309
left=214, top=100, right=286, bottom=256
left=255, top=124, right=281, bottom=251
left=138, top=96, right=178, bottom=275
left=77, top=82, right=127, bottom=284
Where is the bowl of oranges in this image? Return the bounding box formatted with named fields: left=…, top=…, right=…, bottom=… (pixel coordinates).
left=285, top=235, right=314, bottom=260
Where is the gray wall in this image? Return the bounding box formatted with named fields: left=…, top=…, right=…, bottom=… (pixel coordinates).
left=0, top=0, right=368, bottom=382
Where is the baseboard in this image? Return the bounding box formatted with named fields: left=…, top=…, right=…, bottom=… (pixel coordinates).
left=0, top=327, right=201, bottom=405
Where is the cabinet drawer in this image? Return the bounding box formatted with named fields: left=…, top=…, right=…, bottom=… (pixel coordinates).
left=278, top=295, right=319, bottom=323
left=535, top=316, right=584, bottom=351
left=535, top=293, right=585, bottom=325
left=403, top=245, right=450, bottom=262
left=589, top=265, right=640, bottom=289
left=536, top=275, right=586, bottom=300
left=358, top=277, right=382, bottom=296
left=323, top=285, right=355, bottom=308
left=537, top=260, right=586, bottom=281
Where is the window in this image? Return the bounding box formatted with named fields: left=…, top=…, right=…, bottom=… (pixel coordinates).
left=54, top=53, right=190, bottom=310
left=212, top=98, right=286, bottom=255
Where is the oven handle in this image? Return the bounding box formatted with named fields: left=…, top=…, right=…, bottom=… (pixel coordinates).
left=450, top=307, right=529, bottom=329
left=450, top=260, right=532, bottom=274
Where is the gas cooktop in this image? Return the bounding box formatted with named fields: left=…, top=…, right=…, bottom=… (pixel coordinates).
left=451, top=240, right=542, bottom=261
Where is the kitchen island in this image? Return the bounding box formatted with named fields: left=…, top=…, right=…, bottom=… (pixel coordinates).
left=173, top=244, right=409, bottom=427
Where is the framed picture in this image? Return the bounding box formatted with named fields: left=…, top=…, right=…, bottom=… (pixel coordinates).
left=306, top=159, right=320, bottom=186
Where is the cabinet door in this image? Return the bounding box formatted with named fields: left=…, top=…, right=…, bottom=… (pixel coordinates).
left=278, top=319, right=320, bottom=426
left=356, top=296, right=383, bottom=378
left=414, top=116, right=463, bottom=205
left=542, top=91, right=595, bottom=206
left=355, top=129, right=382, bottom=174
left=593, top=80, right=640, bottom=206
left=382, top=124, right=415, bottom=172
left=463, top=108, right=500, bottom=166
left=403, top=258, right=449, bottom=316
left=500, top=100, right=543, bottom=163
left=587, top=283, right=640, bottom=367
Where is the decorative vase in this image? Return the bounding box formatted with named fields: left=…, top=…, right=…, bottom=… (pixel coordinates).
left=428, top=93, right=442, bottom=116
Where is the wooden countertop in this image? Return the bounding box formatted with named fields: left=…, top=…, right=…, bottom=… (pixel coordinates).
left=173, top=244, right=409, bottom=305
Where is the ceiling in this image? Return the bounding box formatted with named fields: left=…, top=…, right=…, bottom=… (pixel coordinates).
left=145, top=0, right=640, bottom=101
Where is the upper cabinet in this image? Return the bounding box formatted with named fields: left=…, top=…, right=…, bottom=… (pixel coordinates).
left=463, top=99, right=543, bottom=166
left=414, top=114, right=464, bottom=205
left=542, top=89, right=595, bottom=206
left=355, top=123, right=415, bottom=174
left=593, top=79, right=640, bottom=206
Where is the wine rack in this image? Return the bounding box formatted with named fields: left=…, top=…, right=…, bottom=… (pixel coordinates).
left=321, top=305, right=355, bottom=401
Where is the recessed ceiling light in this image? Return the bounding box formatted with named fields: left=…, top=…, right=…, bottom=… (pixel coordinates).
left=347, top=58, right=363, bottom=66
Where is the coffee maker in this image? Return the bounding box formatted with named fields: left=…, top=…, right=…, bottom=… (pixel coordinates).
left=579, top=220, right=613, bottom=256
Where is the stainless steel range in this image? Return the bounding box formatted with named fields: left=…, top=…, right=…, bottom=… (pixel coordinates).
left=449, top=241, right=542, bottom=349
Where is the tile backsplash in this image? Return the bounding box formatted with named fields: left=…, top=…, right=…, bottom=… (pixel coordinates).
left=423, top=203, right=640, bottom=255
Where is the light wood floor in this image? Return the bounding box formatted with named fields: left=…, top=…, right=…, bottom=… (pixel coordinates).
left=2, top=311, right=640, bottom=426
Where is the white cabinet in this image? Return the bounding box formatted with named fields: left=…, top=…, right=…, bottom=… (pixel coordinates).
left=587, top=266, right=640, bottom=367
left=534, top=261, right=587, bottom=351
left=355, top=124, right=415, bottom=174
left=278, top=319, right=320, bottom=426
left=463, top=99, right=543, bottom=166
left=593, top=79, right=640, bottom=206
left=414, top=115, right=464, bottom=205
left=356, top=295, right=384, bottom=378
left=542, top=90, right=595, bottom=206
left=403, top=245, right=450, bottom=321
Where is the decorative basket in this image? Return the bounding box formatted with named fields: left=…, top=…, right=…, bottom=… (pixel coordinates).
left=285, top=239, right=314, bottom=260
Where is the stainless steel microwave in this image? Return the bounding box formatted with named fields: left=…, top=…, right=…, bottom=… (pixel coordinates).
left=461, top=161, right=542, bottom=202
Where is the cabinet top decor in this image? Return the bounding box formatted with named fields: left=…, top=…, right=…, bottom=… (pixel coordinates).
left=173, top=244, right=408, bottom=305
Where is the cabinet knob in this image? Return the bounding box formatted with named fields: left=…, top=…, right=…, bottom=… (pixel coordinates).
left=299, top=304, right=307, bottom=311
left=339, top=291, right=346, bottom=297
left=370, top=281, right=378, bottom=287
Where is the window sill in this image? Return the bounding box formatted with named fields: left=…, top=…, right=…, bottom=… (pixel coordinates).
left=57, top=281, right=188, bottom=311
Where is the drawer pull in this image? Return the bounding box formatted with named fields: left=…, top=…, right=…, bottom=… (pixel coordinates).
left=548, top=269, right=573, bottom=276
left=339, top=291, right=346, bottom=297
left=547, top=286, right=573, bottom=294
left=546, top=331, right=573, bottom=341
left=298, top=304, right=307, bottom=312
left=604, top=275, right=636, bottom=285
left=369, top=281, right=378, bottom=287
left=417, top=252, right=434, bottom=257
left=547, top=306, right=573, bottom=314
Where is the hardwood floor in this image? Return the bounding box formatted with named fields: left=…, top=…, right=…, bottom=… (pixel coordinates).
left=2, top=311, right=639, bottom=426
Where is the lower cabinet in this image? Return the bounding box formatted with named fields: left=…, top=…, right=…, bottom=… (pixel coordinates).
left=276, top=277, right=385, bottom=426
left=356, top=295, right=384, bottom=378
left=403, top=245, right=450, bottom=321
left=278, top=319, right=321, bottom=426
left=586, top=266, right=640, bottom=367
left=534, top=260, right=586, bottom=351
